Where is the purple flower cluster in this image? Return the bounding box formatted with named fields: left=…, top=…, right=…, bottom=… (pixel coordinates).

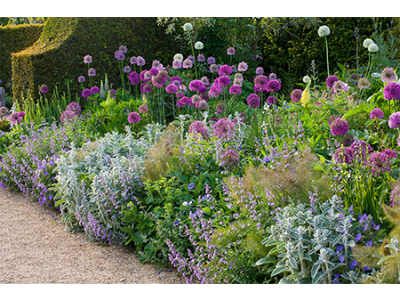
left=330, top=118, right=349, bottom=136
left=290, top=89, right=302, bottom=103
left=189, top=121, right=209, bottom=140
left=384, top=82, right=400, bottom=101
left=213, top=118, right=235, bottom=141
left=370, top=108, right=384, bottom=119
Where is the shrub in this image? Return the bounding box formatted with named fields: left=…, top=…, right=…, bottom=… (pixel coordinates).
left=0, top=119, right=11, bottom=132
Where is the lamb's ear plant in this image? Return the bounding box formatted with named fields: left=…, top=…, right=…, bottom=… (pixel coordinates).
left=256, top=195, right=361, bottom=284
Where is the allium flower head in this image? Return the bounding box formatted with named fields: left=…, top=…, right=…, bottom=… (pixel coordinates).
left=267, top=95, right=277, bottom=105
left=254, top=75, right=269, bottom=90
left=303, top=75, right=311, bottom=83
left=191, top=95, right=201, bottom=104
left=128, top=112, right=140, bottom=124
left=210, top=64, right=219, bottom=73
left=40, top=84, right=48, bottom=93
left=330, top=119, right=349, bottom=136
left=368, top=152, right=391, bottom=176
left=200, top=92, right=209, bottom=102
left=197, top=54, right=205, bottom=62
left=91, top=86, right=99, bottom=94
left=81, top=88, right=92, bottom=98
left=266, top=80, right=281, bottom=93
left=0, top=107, right=9, bottom=116
left=363, top=39, right=374, bottom=48
left=170, top=76, right=182, bottom=85
left=291, top=89, right=302, bottom=103
left=189, top=80, right=204, bottom=92
left=389, top=112, right=400, bottom=128
left=207, top=56, right=215, bottom=64
left=227, top=47, right=235, bottom=55
left=88, top=68, right=96, bottom=77
left=119, top=45, right=127, bottom=53
left=328, top=114, right=340, bottom=126
left=342, top=133, right=354, bottom=146
left=174, top=53, right=184, bottom=62
left=201, top=76, right=210, bottom=87
left=219, top=65, right=233, bottom=76
left=256, top=67, right=264, bottom=75
left=384, top=149, right=397, bottom=159
left=209, top=85, right=222, bottom=98
left=124, top=66, right=131, bottom=73
left=115, top=50, right=125, bottom=61
left=247, top=93, right=260, bottom=108
left=189, top=121, right=209, bottom=140
left=238, top=62, right=248, bottom=72
left=136, top=56, right=145, bottom=66
left=234, top=73, right=243, bottom=82
left=231, top=65, right=237, bottom=72
left=197, top=100, right=209, bottom=110
left=183, top=23, right=193, bottom=31
left=78, top=76, right=85, bottom=83
left=391, top=184, right=400, bottom=206
left=188, top=55, right=195, bottom=63
left=370, top=108, right=384, bottom=120
left=128, top=72, right=140, bottom=85
left=214, top=118, right=235, bottom=141
left=326, top=75, right=339, bottom=88
left=334, top=146, right=353, bottom=164
left=332, top=80, right=349, bottom=93
left=216, top=102, right=226, bottom=114
left=183, top=59, right=193, bottom=69
left=318, top=25, right=330, bottom=37
left=9, top=112, right=22, bottom=124
left=195, top=41, right=204, bottom=50
left=368, top=43, right=379, bottom=53
left=217, top=75, right=231, bottom=87
left=229, top=85, right=241, bottom=95
left=220, top=149, right=240, bottom=170
left=141, top=83, right=153, bottom=94
left=60, top=110, right=77, bottom=124
left=83, top=55, right=92, bottom=64
left=130, top=56, right=137, bottom=64
left=269, top=73, right=277, bottom=80
left=140, top=70, right=151, bottom=82
left=358, top=78, right=371, bottom=89
left=381, top=67, right=396, bottom=83
left=66, top=102, right=81, bottom=115
left=166, top=84, right=178, bottom=94
left=149, top=68, right=159, bottom=76
left=152, top=75, right=166, bottom=88
left=384, top=82, right=400, bottom=100
left=139, top=104, right=148, bottom=114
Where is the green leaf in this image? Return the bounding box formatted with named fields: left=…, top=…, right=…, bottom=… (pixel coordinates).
left=311, top=263, right=321, bottom=278
left=377, top=255, right=394, bottom=265
left=312, top=271, right=326, bottom=284
left=271, top=267, right=288, bottom=277
left=256, top=257, right=277, bottom=266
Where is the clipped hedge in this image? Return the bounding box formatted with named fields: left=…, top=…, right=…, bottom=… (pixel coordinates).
left=0, top=24, right=43, bottom=84
left=260, top=17, right=392, bottom=89
left=11, top=17, right=180, bottom=102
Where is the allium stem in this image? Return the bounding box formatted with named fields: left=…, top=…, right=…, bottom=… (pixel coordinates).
left=188, top=33, right=198, bottom=79
left=325, top=36, right=330, bottom=77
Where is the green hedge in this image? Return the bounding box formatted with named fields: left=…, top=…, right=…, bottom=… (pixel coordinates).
left=11, top=17, right=180, bottom=102
left=260, top=17, right=393, bottom=90
left=0, top=24, right=43, bottom=85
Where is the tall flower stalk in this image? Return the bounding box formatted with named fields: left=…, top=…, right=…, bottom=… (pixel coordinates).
left=318, top=25, right=331, bottom=77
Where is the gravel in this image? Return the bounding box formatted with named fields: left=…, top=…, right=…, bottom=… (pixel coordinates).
left=0, top=187, right=185, bottom=284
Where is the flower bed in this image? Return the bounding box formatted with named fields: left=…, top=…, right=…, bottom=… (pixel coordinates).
left=1, top=22, right=400, bottom=284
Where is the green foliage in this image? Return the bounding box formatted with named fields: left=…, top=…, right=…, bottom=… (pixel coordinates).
left=0, top=119, right=11, bottom=132
left=11, top=17, right=180, bottom=103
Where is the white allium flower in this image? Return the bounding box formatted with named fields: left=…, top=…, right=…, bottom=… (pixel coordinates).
left=368, top=43, right=379, bottom=53
left=318, top=25, right=330, bottom=37
left=363, top=38, right=374, bottom=48
left=183, top=23, right=193, bottom=31
left=194, top=41, right=204, bottom=50
left=173, top=53, right=184, bottom=61
left=303, top=75, right=311, bottom=83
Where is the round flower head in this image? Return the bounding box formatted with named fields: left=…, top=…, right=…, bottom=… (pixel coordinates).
left=183, top=23, right=193, bottom=31
left=40, top=84, right=49, bottom=93
left=266, top=95, right=277, bottom=105
left=115, top=50, right=125, bottom=61
left=188, top=56, right=195, bottom=63
left=328, top=114, right=340, bottom=126
left=256, top=67, right=264, bottom=75
left=197, top=54, right=205, bottom=62
left=119, top=45, right=127, bottom=53
left=128, top=72, right=140, bottom=85
left=152, top=60, right=161, bottom=69
left=216, top=76, right=230, bottom=88
left=330, top=119, right=349, bottom=136
left=391, top=184, right=400, bottom=207
left=189, top=80, right=204, bottom=92
left=166, top=84, right=178, bottom=94
left=384, top=82, right=400, bottom=100
left=183, top=59, right=193, bottom=69
left=229, top=85, right=241, bottom=95
left=233, top=79, right=243, bottom=87
left=210, top=64, right=219, bottom=73
left=189, top=120, right=209, bottom=140
left=195, top=41, right=204, bottom=50
left=342, top=133, right=354, bottom=146
left=238, top=62, right=248, bottom=72
left=9, top=112, right=22, bottom=124
left=88, top=68, right=96, bottom=77
left=176, top=90, right=185, bottom=98
left=66, top=102, right=81, bottom=115
left=334, top=146, right=353, bottom=164
left=363, top=38, right=374, bottom=48
left=254, top=75, right=269, bottom=91
left=291, top=89, right=302, bottom=103
left=227, top=47, right=235, bottom=55
left=170, top=76, right=182, bottom=85
left=269, top=73, right=277, bottom=80
left=368, top=152, right=391, bottom=176
left=384, top=149, right=398, bottom=159
left=231, top=65, right=237, bottom=72
left=209, top=85, right=222, bottom=98
left=141, top=83, right=153, bottom=94
left=318, top=25, right=330, bottom=37
left=136, top=56, right=146, bottom=66
left=130, top=56, right=137, bottom=65
left=197, top=100, right=209, bottom=110
left=247, top=93, right=260, bottom=108
left=78, top=76, right=85, bottom=83
left=358, top=78, right=371, bottom=89
left=91, top=86, right=99, bottom=94
left=200, top=92, right=209, bottom=102
left=60, top=111, right=77, bottom=124
left=370, top=108, right=384, bottom=120
left=124, top=66, right=131, bottom=73
left=173, top=53, right=184, bottom=62
left=152, top=75, right=166, bottom=88
left=381, top=67, right=396, bottom=83
left=220, top=149, right=240, bottom=170
left=214, top=118, right=235, bottom=141
left=143, top=71, right=152, bottom=81
left=207, top=56, right=216, bottom=64
left=201, top=76, right=210, bottom=87
left=149, top=68, right=159, bottom=76
left=128, top=112, right=140, bottom=124
left=191, top=94, right=201, bottom=105
left=216, top=102, right=226, bottom=114
left=303, top=75, right=311, bottom=83
left=326, top=75, right=339, bottom=88
left=389, top=112, right=400, bottom=128
left=219, top=65, right=233, bottom=76
left=332, top=80, right=349, bottom=93
left=110, top=90, right=117, bottom=95
left=81, top=88, right=92, bottom=98
left=368, top=43, right=379, bottom=52
left=0, top=107, right=9, bottom=116
left=234, top=73, right=243, bottom=82
left=266, top=80, right=281, bottom=93
left=18, top=111, right=25, bottom=120
left=83, top=55, right=92, bottom=64
left=139, top=104, right=148, bottom=114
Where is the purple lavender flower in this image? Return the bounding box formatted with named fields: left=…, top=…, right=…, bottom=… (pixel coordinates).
left=139, top=104, right=148, bottom=114
left=78, top=76, right=85, bottom=83
left=238, top=62, right=248, bottom=72
left=124, top=66, right=132, bottom=73
left=227, top=47, right=235, bottom=55
left=218, top=65, right=233, bottom=76
left=66, top=102, right=81, bottom=115
left=381, top=67, right=396, bottom=83
left=207, top=57, right=216, bottom=64
left=384, top=82, right=400, bottom=100
left=291, top=89, right=302, bottom=103
left=128, top=112, right=140, bottom=124
left=229, top=85, right=241, bottom=95
left=247, top=93, right=260, bottom=108
left=334, top=146, right=353, bottom=164
left=256, top=67, right=264, bottom=75
left=266, top=80, right=281, bottom=93
left=389, top=112, right=400, bottom=128
left=115, top=50, right=125, bottom=61
left=84, top=55, right=92, bottom=64
left=326, top=75, right=339, bottom=88
left=88, top=68, right=96, bottom=77
left=136, top=56, right=145, bottom=66
left=40, top=84, right=49, bottom=93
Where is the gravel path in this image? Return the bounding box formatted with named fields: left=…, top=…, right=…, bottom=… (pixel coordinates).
left=0, top=188, right=185, bottom=284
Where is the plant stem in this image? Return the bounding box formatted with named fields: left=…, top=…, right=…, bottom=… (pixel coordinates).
left=325, top=36, right=330, bottom=77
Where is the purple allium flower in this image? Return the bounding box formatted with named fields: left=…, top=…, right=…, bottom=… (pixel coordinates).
left=247, top=93, right=260, bottom=108
left=256, top=67, right=264, bottom=75
left=229, top=85, right=241, bottom=95
left=119, top=45, right=127, bottom=53
left=269, top=73, right=277, bottom=80
left=267, top=95, right=277, bottom=104
left=201, top=76, right=210, bottom=87
left=334, top=146, right=353, bottom=164
left=238, top=62, right=248, bottom=72
left=254, top=75, right=269, bottom=91
left=349, top=140, right=374, bottom=162
left=84, top=55, right=92, bottom=64
left=170, top=76, right=182, bottom=85
left=231, top=65, right=237, bottom=72
left=291, top=89, right=302, bottom=103
left=197, top=100, right=209, bottom=110
left=214, top=118, right=235, bottom=141
left=266, top=80, right=281, bottom=93
left=332, top=80, right=349, bottom=93
left=172, top=59, right=182, bottom=69
left=152, top=76, right=166, bottom=88
left=149, top=68, right=159, bottom=76
left=216, top=75, right=231, bottom=87
left=115, top=50, right=125, bottom=61
left=197, top=54, right=205, bottom=62
left=176, top=90, right=185, bottom=98
left=227, top=47, right=235, bottom=55
left=40, top=84, right=49, bottom=93
left=158, top=70, right=169, bottom=81
left=233, top=79, right=243, bottom=87
left=216, top=102, right=226, bottom=114
left=358, top=78, right=371, bottom=89
left=368, top=152, right=391, bottom=176
left=136, top=56, right=145, bottom=66
left=141, top=83, right=153, bottom=94
left=60, top=110, right=77, bottom=124
left=191, top=95, right=201, bottom=105
left=18, top=111, right=25, bottom=119
left=78, top=76, right=85, bottom=83
left=166, top=84, right=178, bottom=94
left=128, top=72, right=140, bottom=85
left=189, top=120, right=209, bottom=140
left=9, top=112, right=22, bottom=124
left=330, top=119, right=349, bottom=136
left=81, top=88, right=92, bottom=98
left=343, top=133, right=354, bottom=146
left=370, top=108, right=384, bottom=119
left=383, top=149, right=397, bottom=159
left=210, top=64, right=219, bottom=73
left=384, top=82, right=400, bottom=100
left=209, top=85, right=222, bottom=98
left=110, top=89, right=117, bottom=95
left=326, top=75, right=339, bottom=88
left=0, top=107, right=8, bottom=116
left=234, top=73, right=243, bottom=82
left=128, top=112, right=140, bottom=124
left=139, top=104, right=148, bottom=114
left=66, top=102, right=81, bottom=115
left=140, top=70, right=150, bottom=82
left=207, top=57, right=216, bottom=64
left=200, top=92, right=209, bottom=102
left=91, top=86, right=99, bottom=94
left=130, top=56, right=137, bottom=64
left=328, top=114, right=340, bottom=126
left=189, top=80, right=204, bottom=92
left=218, top=65, right=233, bottom=76
left=88, top=68, right=96, bottom=77
left=183, top=59, right=193, bottom=69
left=152, top=60, right=161, bottom=69
left=389, top=112, right=400, bottom=128
left=390, top=184, right=400, bottom=206
left=220, top=149, right=240, bottom=170
left=124, top=66, right=132, bottom=73
left=188, top=55, right=195, bottom=63
left=381, top=67, right=396, bottom=83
